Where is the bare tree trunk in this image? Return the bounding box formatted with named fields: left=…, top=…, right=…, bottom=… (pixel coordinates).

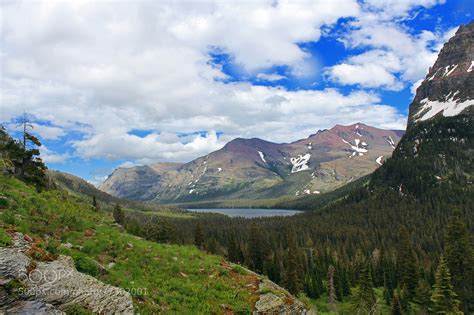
left=328, top=265, right=337, bottom=311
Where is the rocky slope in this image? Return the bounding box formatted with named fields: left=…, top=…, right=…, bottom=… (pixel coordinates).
left=100, top=123, right=403, bottom=203
left=0, top=232, right=134, bottom=314
left=408, top=21, right=474, bottom=125
left=371, top=20, right=473, bottom=196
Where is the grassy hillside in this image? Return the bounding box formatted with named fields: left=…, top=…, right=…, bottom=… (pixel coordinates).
left=0, top=175, right=276, bottom=313
left=48, top=170, right=191, bottom=219
left=176, top=175, right=369, bottom=211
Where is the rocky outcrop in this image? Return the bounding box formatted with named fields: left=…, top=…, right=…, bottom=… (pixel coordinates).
left=254, top=279, right=309, bottom=314
left=0, top=233, right=134, bottom=314
left=408, top=20, right=474, bottom=125
left=226, top=264, right=311, bottom=314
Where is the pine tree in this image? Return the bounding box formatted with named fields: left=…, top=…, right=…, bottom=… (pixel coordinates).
left=430, top=255, right=460, bottom=314
left=113, top=203, right=125, bottom=224
left=414, top=279, right=432, bottom=311
left=353, top=261, right=376, bottom=314
left=327, top=265, right=337, bottom=311
left=391, top=290, right=402, bottom=315
left=284, top=227, right=300, bottom=294
left=194, top=223, right=205, bottom=250
left=17, top=114, right=47, bottom=187
left=92, top=196, right=100, bottom=212
left=396, top=227, right=418, bottom=299
left=227, top=232, right=243, bottom=263
left=249, top=224, right=265, bottom=273
left=445, top=209, right=474, bottom=313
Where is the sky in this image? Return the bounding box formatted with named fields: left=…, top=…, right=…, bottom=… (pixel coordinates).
left=1, top=0, right=473, bottom=185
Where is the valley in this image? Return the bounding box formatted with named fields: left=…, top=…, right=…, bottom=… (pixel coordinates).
left=1, top=3, right=473, bottom=315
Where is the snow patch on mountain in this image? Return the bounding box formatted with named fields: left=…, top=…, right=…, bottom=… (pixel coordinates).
left=385, top=136, right=396, bottom=149
left=444, top=64, right=458, bottom=77
left=414, top=92, right=474, bottom=121
left=376, top=156, right=383, bottom=165
left=290, top=154, right=310, bottom=173
left=342, top=138, right=368, bottom=156
left=257, top=151, right=266, bottom=163
left=468, top=61, right=474, bottom=72
left=428, top=68, right=440, bottom=81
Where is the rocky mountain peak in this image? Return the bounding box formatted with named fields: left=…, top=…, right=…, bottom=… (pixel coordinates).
left=408, top=20, right=474, bottom=125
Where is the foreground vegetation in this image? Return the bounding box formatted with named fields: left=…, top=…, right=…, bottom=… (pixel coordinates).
left=0, top=175, right=265, bottom=313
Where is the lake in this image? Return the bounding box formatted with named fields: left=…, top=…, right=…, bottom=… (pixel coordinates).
left=186, top=208, right=301, bottom=218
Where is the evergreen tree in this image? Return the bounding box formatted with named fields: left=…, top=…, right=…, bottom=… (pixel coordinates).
left=396, top=227, right=418, bottom=299
left=249, top=224, right=265, bottom=273
left=227, top=232, right=243, bottom=263
left=113, top=203, right=125, bottom=224
left=430, top=255, right=460, bottom=314
left=0, top=126, right=14, bottom=171
left=17, top=114, right=47, bottom=187
left=92, top=196, right=100, bottom=212
left=284, top=227, right=301, bottom=294
left=194, top=223, right=204, bottom=250
left=391, top=291, right=402, bottom=315
left=353, top=261, right=376, bottom=314
left=414, top=279, right=432, bottom=311
left=445, top=209, right=474, bottom=313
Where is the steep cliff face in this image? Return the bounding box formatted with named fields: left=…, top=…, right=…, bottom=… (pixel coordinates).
left=371, top=20, right=474, bottom=196
left=408, top=21, right=474, bottom=125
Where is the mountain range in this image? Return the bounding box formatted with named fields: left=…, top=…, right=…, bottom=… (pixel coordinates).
left=100, top=123, right=404, bottom=203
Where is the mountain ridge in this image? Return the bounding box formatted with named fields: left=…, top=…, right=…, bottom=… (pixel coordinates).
left=100, top=123, right=404, bottom=203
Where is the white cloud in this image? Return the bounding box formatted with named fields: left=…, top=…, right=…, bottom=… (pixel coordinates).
left=0, top=0, right=450, bottom=165
left=39, top=146, right=70, bottom=164
left=256, top=73, right=287, bottom=82
left=88, top=175, right=108, bottom=188
left=31, top=124, right=65, bottom=140
left=327, top=17, right=455, bottom=89
left=325, top=50, right=404, bottom=90
left=72, top=131, right=229, bottom=163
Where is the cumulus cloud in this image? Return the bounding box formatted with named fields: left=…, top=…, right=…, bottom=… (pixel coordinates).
left=256, top=73, right=287, bottom=82
left=31, top=124, right=66, bottom=140
left=0, top=0, right=450, bottom=165
left=326, top=2, right=454, bottom=90
left=39, top=146, right=70, bottom=164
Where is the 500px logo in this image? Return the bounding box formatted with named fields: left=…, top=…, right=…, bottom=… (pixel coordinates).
left=18, top=269, right=72, bottom=284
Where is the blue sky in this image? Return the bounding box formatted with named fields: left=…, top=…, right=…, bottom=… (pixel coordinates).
left=1, top=0, right=472, bottom=184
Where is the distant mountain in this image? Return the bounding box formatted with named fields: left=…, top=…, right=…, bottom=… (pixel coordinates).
left=100, top=123, right=403, bottom=203
left=278, top=21, right=474, bottom=211
left=48, top=170, right=180, bottom=212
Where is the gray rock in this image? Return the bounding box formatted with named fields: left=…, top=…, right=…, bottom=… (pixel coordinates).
left=254, top=293, right=285, bottom=313
left=0, top=248, right=30, bottom=283
left=26, top=255, right=134, bottom=314
left=1, top=233, right=134, bottom=314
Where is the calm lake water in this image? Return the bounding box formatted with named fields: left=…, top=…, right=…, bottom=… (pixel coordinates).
left=187, top=208, right=301, bottom=218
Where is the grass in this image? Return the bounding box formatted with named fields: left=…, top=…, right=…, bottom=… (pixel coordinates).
left=310, top=288, right=390, bottom=314
left=0, top=175, right=259, bottom=313
left=0, top=227, right=12, bottom=246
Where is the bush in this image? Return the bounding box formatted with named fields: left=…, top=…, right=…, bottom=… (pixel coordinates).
left=0, top=228, right=12, bottom=246
left=73, top=255, right=99, bottom=276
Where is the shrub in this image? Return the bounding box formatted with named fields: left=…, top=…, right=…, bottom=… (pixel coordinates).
left=73, top=255, right=99, bottom=276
